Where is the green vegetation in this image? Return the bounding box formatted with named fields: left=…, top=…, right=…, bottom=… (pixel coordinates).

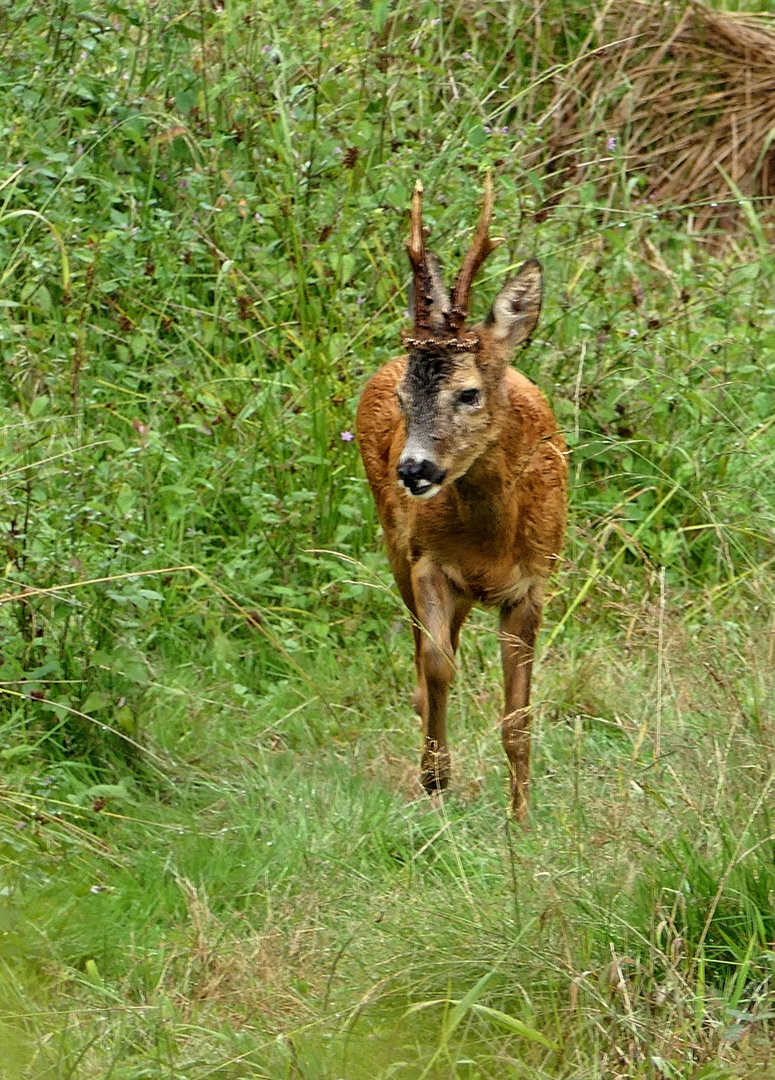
left=1, top=1, right=774, bottom=1076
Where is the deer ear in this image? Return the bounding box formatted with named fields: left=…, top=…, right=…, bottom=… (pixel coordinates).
left=484, top=259, right=543, bottom=347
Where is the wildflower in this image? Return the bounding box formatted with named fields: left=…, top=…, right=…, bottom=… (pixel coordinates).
left=340, top=431, right=354, bottom=442
left=262, top=44, right=272, bottom=53
left=606, top=136, right=617, bottom=152
left=356, top=296, right=364, bottom=305
left=463, top=52, right=472, bottom=60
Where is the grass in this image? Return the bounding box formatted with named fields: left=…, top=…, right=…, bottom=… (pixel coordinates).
left=1, top=0, right=775, bottom=1076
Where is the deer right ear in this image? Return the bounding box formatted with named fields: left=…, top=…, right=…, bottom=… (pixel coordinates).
left=484, top=259, right=543, bottom=347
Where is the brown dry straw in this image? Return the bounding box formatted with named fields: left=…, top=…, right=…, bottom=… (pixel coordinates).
left=537, top=0, right=775, bottom=234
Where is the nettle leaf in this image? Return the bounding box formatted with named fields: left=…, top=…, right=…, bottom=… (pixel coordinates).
left=373, top=0, right=391, bottom=32
left=466, top=123, right=488, bottom=149
left=81, top=691, right=112, bottom=713
left=82, top=782, right=136, bottom=804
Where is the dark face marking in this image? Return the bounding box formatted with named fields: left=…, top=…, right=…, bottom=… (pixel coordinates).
left=401, top=350, right=453, bottom=417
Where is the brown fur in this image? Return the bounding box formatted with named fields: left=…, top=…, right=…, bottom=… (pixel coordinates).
left=356, top=188, right=567, bottom=819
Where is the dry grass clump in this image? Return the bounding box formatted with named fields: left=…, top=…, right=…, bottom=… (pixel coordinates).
left=159, top=878, right=324, bottom=1028
left=540, top=0, right=775, bottom=233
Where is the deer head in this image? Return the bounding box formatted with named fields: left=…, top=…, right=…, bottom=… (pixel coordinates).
left=396, top=176, right=543, bottom=499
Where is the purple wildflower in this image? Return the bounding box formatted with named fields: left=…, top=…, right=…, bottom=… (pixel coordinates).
left=606, top=136, right=617, bottom=152
left=340, top=431, right=354, bottom=442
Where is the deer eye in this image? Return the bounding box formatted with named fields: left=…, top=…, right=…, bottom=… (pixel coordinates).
left=458, top=388, right=481, bottom=406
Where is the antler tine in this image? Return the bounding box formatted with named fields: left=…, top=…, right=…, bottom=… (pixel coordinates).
left=405, top=179, right=431, bottom=333
left=449, top=173, right=505, bottom=328
left=406, top=179, right=425, bottom=272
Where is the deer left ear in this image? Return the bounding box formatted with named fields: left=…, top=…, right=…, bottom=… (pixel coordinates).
left=484, top=259, right=543, bottom=347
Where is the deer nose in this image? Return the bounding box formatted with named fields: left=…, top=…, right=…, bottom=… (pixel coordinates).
left=397, top=457, right=447, bottom=496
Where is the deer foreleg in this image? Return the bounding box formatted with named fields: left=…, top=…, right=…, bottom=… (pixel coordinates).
left=388, top=553, right=426, bottom=718
left=412, top=562, right=469, bottom=795
left=500, top=587, right=544, bottom=821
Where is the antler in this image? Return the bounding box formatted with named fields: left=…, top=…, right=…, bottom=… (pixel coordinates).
left=449, top=173, right=504, bottom=331
left=405, top=175, right=503, bottom=345
left=405, top=180, right=449, bottom=337
left=406, top=179, right=425, bottom=275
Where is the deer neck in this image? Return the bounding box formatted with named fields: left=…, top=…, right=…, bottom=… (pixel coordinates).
left=453, top=443, right=508, bottom=504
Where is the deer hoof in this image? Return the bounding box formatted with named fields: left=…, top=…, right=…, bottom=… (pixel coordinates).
left=509, top=785, right=529, bottom=824
left=420, top=747, right=451, bottom=795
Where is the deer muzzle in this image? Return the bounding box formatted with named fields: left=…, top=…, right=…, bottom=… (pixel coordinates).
left=397, top=455, right=447, bottom=499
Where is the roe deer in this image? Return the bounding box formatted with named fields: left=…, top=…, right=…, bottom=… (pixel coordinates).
left=356, top=175, right=567, bottom=819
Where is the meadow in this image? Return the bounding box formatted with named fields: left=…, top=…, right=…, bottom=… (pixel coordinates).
left=1, top=1, right=775, bottom=1076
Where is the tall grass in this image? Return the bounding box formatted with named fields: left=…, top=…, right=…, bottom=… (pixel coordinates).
left=1, top=1, right=774, bottom=1077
